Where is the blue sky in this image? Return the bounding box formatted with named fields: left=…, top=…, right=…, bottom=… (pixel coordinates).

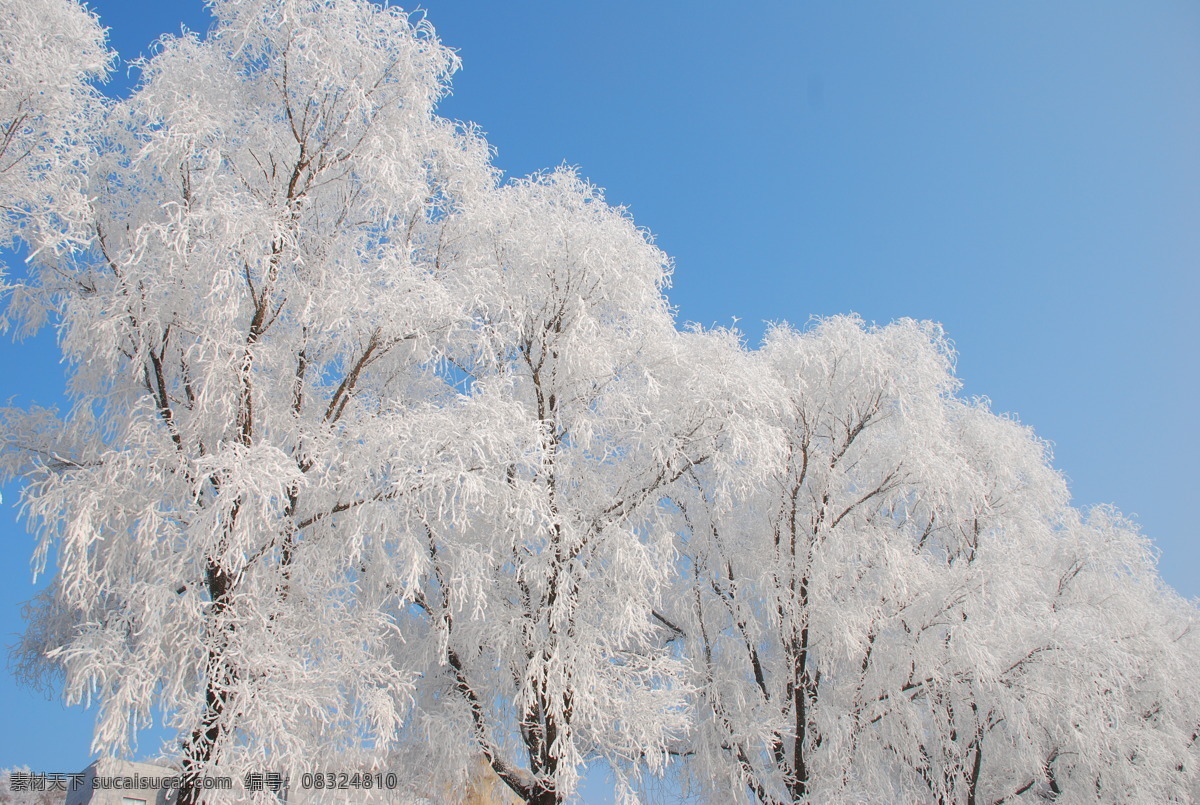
left=2, top=0, right=1197, bottom=798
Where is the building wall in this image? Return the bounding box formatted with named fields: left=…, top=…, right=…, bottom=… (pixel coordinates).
left=64, top=760, right=174, bottom=805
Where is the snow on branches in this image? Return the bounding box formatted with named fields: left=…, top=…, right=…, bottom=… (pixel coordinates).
left=0, top=1, right=1197, bottom=804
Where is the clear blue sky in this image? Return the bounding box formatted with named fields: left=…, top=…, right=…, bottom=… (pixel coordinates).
left=3, top=1, right=1197, bottom=799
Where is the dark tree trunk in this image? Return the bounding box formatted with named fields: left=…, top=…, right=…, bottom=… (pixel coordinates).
left=178, top=560, right=236, bottom=805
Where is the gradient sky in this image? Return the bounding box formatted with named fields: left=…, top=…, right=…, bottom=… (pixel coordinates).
left=2, top=2, right=1197, bottom=800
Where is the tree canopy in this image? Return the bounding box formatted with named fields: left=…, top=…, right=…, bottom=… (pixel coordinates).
left=2, top=1, right=1197, bottom=803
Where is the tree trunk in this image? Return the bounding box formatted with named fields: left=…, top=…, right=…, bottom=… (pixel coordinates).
left=178, top=560, right=236, bottom=805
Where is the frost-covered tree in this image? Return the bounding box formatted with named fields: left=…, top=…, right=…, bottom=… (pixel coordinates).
left=1, top=0, right=111, bottom=321
left=3, top=0, right=509, bottom=800
left=389, top=170, right=730, bottom=804
left=662, top=316, right=1200, bottom=804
